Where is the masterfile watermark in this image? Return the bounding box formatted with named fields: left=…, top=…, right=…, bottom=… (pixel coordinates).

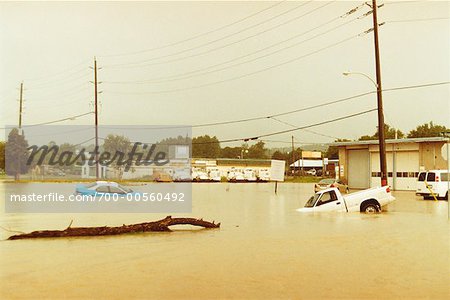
left=27, top=142, right=169, bottom=172
left=4, top=125, right=193, bottom=213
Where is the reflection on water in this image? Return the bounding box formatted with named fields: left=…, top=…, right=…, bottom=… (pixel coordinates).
left=0, top=182, right=449, bottom=299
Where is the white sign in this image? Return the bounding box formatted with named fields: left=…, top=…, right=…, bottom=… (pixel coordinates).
left=270, top=160, right=285, bottom=182
left=302, top=151, right=322, bottom=159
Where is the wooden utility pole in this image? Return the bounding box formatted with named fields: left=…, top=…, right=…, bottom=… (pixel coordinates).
left=16, top=82, right=24, bottom=181
left=94, top=58, right=99, bottom=179
left=18, top=82, right=23, bottom=131
left=291, top=136, right=295, bottom=176
left=371, top=0, right=388, bottom=187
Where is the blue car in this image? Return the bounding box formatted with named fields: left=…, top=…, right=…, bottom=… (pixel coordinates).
left=75, top=181, right=137, bottom=196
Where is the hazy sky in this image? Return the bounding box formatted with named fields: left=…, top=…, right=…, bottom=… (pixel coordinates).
left=1, top=1, right=449, bottom=148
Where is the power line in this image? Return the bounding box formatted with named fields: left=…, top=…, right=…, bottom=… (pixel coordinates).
left=193, top=109, right=377, bottom=144
left=99, top=0, right=288, bottom=58
left=383, top=81, right=450, bottom=92
left=260, top=139, right=321, bottom=145
left=22, top=59, right=91, bottom=83
left=3, top=81, right=447, bottom=138
left=26, top=71, right=91, bottom=91
left=102, top=0, right=318, bottom=68
left=105, top=12, right=364, bottom=85
left=104, top=90, right=376, bottom=131
left=383, top=1, right=422, bottom=5
left=27, top=82, right=91, bottom=102
left=101, top=80, right=450, bottom=131
left=0, top=112, right=94, bottom=130
left=269, top=116, right=341, bottom=140
left=386, top=17, right=450, bottom=23
left=257, top=109, right=377, bottom=140
left=104, top=33, right=362, bottom=95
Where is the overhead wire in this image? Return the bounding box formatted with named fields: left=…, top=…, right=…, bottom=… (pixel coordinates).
left=102, top=1, right=315, bottom=68
left=268, top=116, right=341, bottom=140
left=99, top=0, right=288, bottom=58
left=385, top=17, right=450, bottom=23
left=0, top=112, right=94, bottom=130
left=104, top=33, right=362, bottom=95
left=22, top=58, right=91, bottom=83
left=99, top=80, right=450, bottom=131
left=105, top=9, right=366, bottom=85
left=191, top=109, right=377, bottom=145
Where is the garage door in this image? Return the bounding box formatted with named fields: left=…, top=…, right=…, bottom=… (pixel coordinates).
left=348, top=149, right=369, bottom=189
left=395, top=151, right=419, bottom=190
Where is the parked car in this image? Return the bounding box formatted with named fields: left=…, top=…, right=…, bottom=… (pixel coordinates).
left=207, top=167, right=221, bottom=182
left=298, top=186, right=395, bottom=213
left=227, top=168, right=245, bottom=182
left=306, top=169, right=317, bottom=176
left=75, top=181, right=137, bottom=196
left=416, top=170, right=449, bottom=200
left=257, top=169, right=271, bottom=182
left=192, top=168, right=209, bottom=182
left=173, top=168, right=191, bottom=182
left=243, top=168, right=257, bottom=182
left=314, top=178, right=349, bottom=193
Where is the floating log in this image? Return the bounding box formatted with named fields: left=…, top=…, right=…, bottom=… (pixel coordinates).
left=7, top=216, right=220, bottom=240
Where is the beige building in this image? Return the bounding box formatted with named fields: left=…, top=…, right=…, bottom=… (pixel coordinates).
left=334, top=137, right=449, bottom=191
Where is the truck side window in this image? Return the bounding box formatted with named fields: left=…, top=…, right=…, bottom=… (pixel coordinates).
left=426, top=172, right=435, bottom=182
left=317, top=191, right=338, bottom=206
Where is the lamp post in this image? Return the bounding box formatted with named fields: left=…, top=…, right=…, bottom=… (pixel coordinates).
left=441, top=131, right=450, bottom=219
left=240, top=149, right=248, bottom=159
left=343, top=71, right=388, bottom=187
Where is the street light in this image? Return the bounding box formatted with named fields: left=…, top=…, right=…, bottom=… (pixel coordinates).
left=342, top=72, right=378, bottom=89
left=343, top=70, right=388, bottom=187
left=441, top=131, right=450, bottom=219
left=240, top=149, right=248, bottom=159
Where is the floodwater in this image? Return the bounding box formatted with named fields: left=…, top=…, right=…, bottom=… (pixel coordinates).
left=0, top=182, right=449, bottom=299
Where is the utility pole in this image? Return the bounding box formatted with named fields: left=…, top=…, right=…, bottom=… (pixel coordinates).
left=18, top=82, right=23, bottom=132
left=291, top=136, right=295, bottom=176
left=17, top=82, right=24, bottom=181
left=371, top=0, right=388, bottom=187
left=94, top=57, right=99, bottom=179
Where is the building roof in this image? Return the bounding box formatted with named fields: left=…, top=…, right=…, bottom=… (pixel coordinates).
left=332, top=136, right=449, bottom=147
left=217, top=158, right=272, bottom=167
left=290, top=159, right=324, bottom=168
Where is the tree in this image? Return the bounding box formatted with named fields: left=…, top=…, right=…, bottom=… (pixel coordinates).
left=5, top=128, right=29, bottom=180
left=325, top=139, right=351, bottom=159
left=221, top=146, right=241, bottom=159
left=247, top=141, right=268, bottom=159
left=103, top=134, right=131, bottom=179
left=359, top=124, right=404, bottom=140
left=0, top=141, right=5, bottom=171
left=407, top=121, right=447, bottom=138
left=192, top=135, right=221, bottom=158
left=271, top=150, right=286, bottom=161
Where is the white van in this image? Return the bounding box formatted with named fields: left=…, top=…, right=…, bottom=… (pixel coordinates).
left=416, top=170, right=449, bottom=199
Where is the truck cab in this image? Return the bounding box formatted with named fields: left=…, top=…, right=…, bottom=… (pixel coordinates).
left=301, top=188, right=347, bottom=212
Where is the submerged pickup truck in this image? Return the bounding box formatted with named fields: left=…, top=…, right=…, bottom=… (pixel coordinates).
left=298, top=186, right=395, bottom=213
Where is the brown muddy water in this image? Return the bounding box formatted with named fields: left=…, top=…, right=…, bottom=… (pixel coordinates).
left=0, top=182, right=449, bottom=299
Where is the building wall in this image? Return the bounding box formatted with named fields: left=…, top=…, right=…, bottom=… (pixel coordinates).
left=338, top=141, right=449, bottom=191
left=419, top=142, right=448, bottom=170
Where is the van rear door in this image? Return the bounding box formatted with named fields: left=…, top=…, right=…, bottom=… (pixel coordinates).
left=416, top=172, right=428, bottom=195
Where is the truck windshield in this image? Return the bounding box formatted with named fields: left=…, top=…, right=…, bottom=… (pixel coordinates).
left=304, top=194, right=320, bottom=207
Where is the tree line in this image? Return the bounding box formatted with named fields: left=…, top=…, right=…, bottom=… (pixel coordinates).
left=0, top=121, right=447, bottom=173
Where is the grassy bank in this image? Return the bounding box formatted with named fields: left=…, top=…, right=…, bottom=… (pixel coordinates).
left=283, top=176, right=323, bottom=183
